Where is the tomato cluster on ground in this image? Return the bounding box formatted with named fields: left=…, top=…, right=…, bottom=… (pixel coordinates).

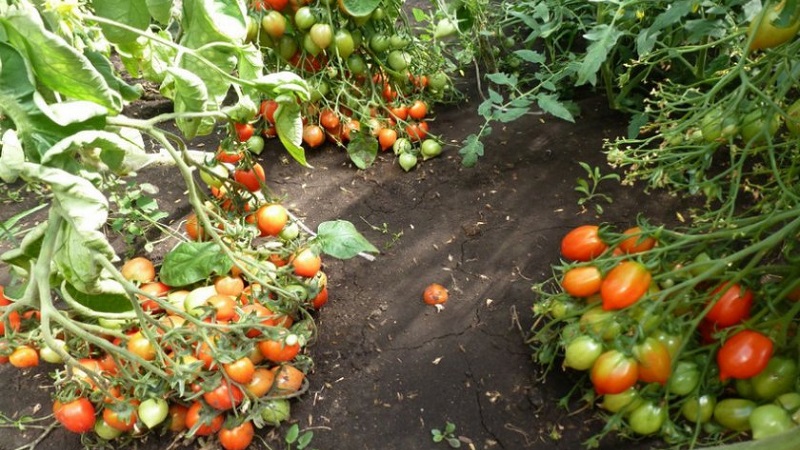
left=237, top=0, right=451, bottom=170
left=531, top=224, right=800, bottom=445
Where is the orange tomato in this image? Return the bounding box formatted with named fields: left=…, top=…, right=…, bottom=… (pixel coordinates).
left=291, top=248, right=322, bottom=277
left=121, top=257, right=156, bottom=283
left=423, top=283, right=449, bottom=305
left=378, top=128, right=397, bottom=151
left=256, top=204, right=289, bottom=237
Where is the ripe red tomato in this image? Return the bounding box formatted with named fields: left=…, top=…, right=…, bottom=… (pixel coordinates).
left=103, top=404, right=138, bottom=432
left=705, top=283, right=753, bottom=327
left=0, top=286, right=21, bottom=335
left=423, top=283, right=449, bottom=305
left=167, top=403, right=188, bottom=432
left=405, top=121, right=429, bottom=142
left=634, top=338, right=671, bottom=385
left=311, top=286, right=329, bottom=309
left=260, top=100, right=279, bottom=124
left=560, top=225, right=608, bottom=261
left=717, top=329, right=773, bottom=381
left=258, top=335, right=301, bottom=362
left=223, top=357, right=256, bottom=384
left=138, top=281, right=170, bottom=312
left=203, top=381, right=244, bottom=411
left=408, top=100, right=428, bottom=120
left=219, top=421, right=255, bottom=450
left=303, top=124, right=325, bottom=148
left=185, top=401, right=223, bottom=436
left=618, top=226, right=656, bottom=254
left=234, top=163, right=266, bottom=192
left=233, top=123, right=254, bottom=142
left=54, top=398, right=96, bottom=433
left=291, top=248, right=322, bottom=277
left=600, top=261, right=651, bottom=310
left=590, top=349, right=639, bottom=395
left=561, top=266, right=602, bottom=298
left=215, top=147, right=244, bottom=164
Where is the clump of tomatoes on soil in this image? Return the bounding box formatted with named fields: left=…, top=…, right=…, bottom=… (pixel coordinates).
left=530, top=223, right=800, bottom=446
left=0, top=147, right=346, bottom=450
left=237, top=0, right=453, bottom=171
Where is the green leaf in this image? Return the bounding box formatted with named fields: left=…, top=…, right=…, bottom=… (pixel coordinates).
left=536, top=93, right=575, bottom=122
left=486, top=72, right=518, bottom=87
left=459, top=133, right=485, bottom=168
left=514, top=49, right=545, bottom=64
left=41, top=130, right=146, bottom=174
left=53, top=222, right=114, bottom=293
left=338, top=0, right=382, bottom=17
left=493, top=106, right=528, bottom=123
left=162, top=67, right=210, bottom=139
left=577, top=24, right=624, bottom=86
left=63, top=282, right=133, bottom=313
left=180, top=0, right=247, bottom=48
left=1, top=10, right=122, bottom=110
left=285, top=424, right=300, bottom=444
left=0, top=129, right=24, bottom=183
left=627, top=112, right=649, bottom=139
left=275, top=102, right=310, bottom=167
left=346, top=132, right=378, bottom=169
left=84, top=51, right=143, bottom=102
left=297, top=431, right=314, bottom=449
left=159, top=241, right=233, bottom=287
left=146, top=0, right=173, bottom=24
left=314, top=220, right=379, bottom=259
left=0, top=42, right=35, bottom=100
left=91, top=0, right=151, bottom=45
left=254, top=72, right=310, bottom=102
left=33, top=95, right=107, bottom=127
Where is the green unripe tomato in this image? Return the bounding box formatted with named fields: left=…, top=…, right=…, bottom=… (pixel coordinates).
left=261, top=399, right=291, bottom=426
left=294, top=7, right=316, bottom=30
left=668, top=361, right=700, bottom=396
left=398, top=152, right=417, bottom=172
left=369, top=34, right=391, bottom=53
left=563, top=335, right=602, bottom=371
left=420, top=139, right=442, bottom=160
left=785, top=99, right=800, bottom=136
left=749, top=404, right=794, bottom=440
left=600, top=387, right=642, bottom=414
left=740, top=108, right=781, bottom=144
left=334, top=29, right=355, bottom=59
left=392, top=137, right=411, bottom=155
left=628, top=402, right=667, bottom=435
left=681, top=394, right=716, bottom=423
left=138, top=398, right=169, bottom=429
left=309, top=23, right=333, bottom=49
left=714, top=398, right=757, bottom=431
left=387, top=50, right=410, bottom=71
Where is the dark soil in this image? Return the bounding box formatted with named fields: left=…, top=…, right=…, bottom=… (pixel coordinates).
left=0, top=84, right=688, bottom=449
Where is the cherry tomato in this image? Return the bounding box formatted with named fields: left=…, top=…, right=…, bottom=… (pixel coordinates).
left=579, top=306, right=622, bottom=341
left=422, top=283, right=448, bottom=305
left=233, top=123, right=254, bottom=142
left=203, top=381, right=244, bottom=411
left=223, top=357, right=256, bottom=384
left=717, top=329, right=773, bottom=381
left=706, top=283, right=753, bottom=327
left=260, top=398, right=291, bottom=425
left=261, top=10, right=287, bottom=39
left=245, top=367, right=275, bottom=398
left=561, top=265, right=602, bottom=298
left=167, top=403, right=188, bottom=432
left=628, top=401, right=667, bottom=435
left=749, top=356, right=797, bottom=401
left=408, top=100, right=428, bottom=120
left=319, top=108, right=340, bottom=130
left=120, top=256, right=156, bottom=283
left=334, top=29, right=355, bottom=59
left=311, top=286, right=329, bottom=309
left=291, top=248, right=322, bottom=277
left=749, top=404, right=794, bottom=439
left=185, top=401, right=224, bottom=436
left=234, top=163, right=266, bottom=192
left=681, top=394, right=716, bottom=424
left=633, top=337, right=671, bottom=385
left=303, top=124, right=325, bottom=148
left=9, top=345, right=39, bottom=368
left=258, top=334, right=301, bottom=362
left=714, top=398, right=757, bottom=431
left=309, top=23, right=333, bottom=49
left=560, top=225, right=607, bottom=261
left=260, top=100, right=279, bottom=124
left=667, top=360, right=700, bottom=396
left=270, top=364, right=305, bottom=394
left=747, top=0, right=800, bottom=50
left=219, top=421, right=255, bottom=450
left=256, top=203, right=289, bottom=237
left=563, top=335, right=603, bottom=371
left=600, top=387, right=643, bottom=414
left=138, top=398, right=169, bottom=429
left=54, top=398, right=96, bottom=433
left=405, top=121, right=429, bottom=142
left=378, top=128, right=398, bottom=151
left=590, top=349, right=639, bottom=395
left=103, top=404, right=137, bottom=432
left=618, top=226, right=656, bottom=254
left=127, top=331, right=157, bottom=361
left=294, top=6, right=316, bottom=30
left=600, top=261, right=652, bottom=310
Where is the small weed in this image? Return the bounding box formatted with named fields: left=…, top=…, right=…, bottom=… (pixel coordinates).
left=107, top=180, right=169, bottom=256
left=285, top=423, right=314, bottom=450
left=575, top=162, right=619, bottom=215
left=360, top=217, right=403, bottom=250
left=431, top=422, right=461, bottom=448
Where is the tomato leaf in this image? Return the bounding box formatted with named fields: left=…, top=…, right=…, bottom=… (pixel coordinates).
left=338, top=0, right=381, bottom=17
left=314, top=220, right=379, bottom=259
left=577, top=24, right=624, bottom=86
left=275, top=102, right=310, bottom=167
left=346, top=133, right=377, bottom=169
left=0, top=130, right=24, bottom=183
left=159, top=242, right=233, bottom=287
left=161, top=67, right=210, bottom=139
left=459, top=133, right=485, bottom=167
left=536, top=93, right=575, bottom=122
left=0, top=9, right=122, bottom=111
left=253, top=73, right=310, bottom=102
left=42, top=130, right=147, bottom=174
left=91, top=0, right=151, bottom=45
left=146, top=0, right=173, bottom=24
left=180, top=0, right=247, bottom=48
left=63, top=282, right=133, bottom=314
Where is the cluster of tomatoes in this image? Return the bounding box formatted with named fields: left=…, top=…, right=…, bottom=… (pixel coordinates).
left=1, top=244, right=324, bottom=449
left=241, top=0, right=451, bottom=169
left=533, top=224, right=800, bottom=443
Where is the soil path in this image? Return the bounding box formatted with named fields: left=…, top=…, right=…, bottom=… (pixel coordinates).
left=0, top=90, right=683, bottom=450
